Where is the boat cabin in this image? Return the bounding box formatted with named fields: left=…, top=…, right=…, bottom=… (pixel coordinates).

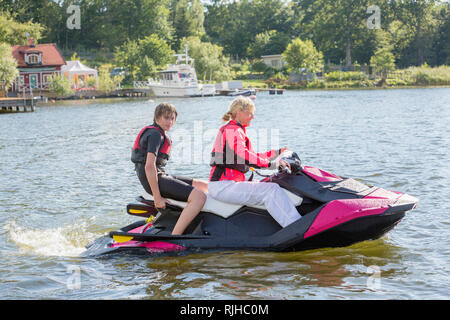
left=157, top=67, right=197, bottom=87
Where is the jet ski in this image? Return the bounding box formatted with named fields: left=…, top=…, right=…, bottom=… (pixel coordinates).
left=81, top=152, right=418, bottom=257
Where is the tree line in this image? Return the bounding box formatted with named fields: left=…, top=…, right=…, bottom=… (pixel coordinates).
left=0, top=0, right=449, bottom=83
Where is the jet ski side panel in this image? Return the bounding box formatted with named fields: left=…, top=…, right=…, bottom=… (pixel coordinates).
left=303, top=198, right=394, bottom=239
left=197, top=207, right=282, bottom=238
left=268, top=205, right=323, bottom=250
left=291, top=211, right=406, bottom=251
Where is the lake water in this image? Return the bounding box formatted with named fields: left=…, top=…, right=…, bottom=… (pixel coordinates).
left=1, top=88, right=449, bottom=300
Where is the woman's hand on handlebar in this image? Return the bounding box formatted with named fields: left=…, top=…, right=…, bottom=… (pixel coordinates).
left=279, top=159, right=291, bottom=173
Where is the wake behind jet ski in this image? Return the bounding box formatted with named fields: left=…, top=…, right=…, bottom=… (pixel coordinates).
left=82, top=152, right=418, bottom=257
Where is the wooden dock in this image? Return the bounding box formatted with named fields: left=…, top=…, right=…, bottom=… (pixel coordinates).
left=255, top=88, right=285, bottom=95
left=217, top=88, right=285, bottom=96
left=0, top=97, right=35, bottom=113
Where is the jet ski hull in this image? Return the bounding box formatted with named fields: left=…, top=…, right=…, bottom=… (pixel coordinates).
left=82, top=200, right=411, bottom=257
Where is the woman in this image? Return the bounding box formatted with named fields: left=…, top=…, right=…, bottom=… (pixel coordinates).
left=131, top=103, right=207, bottom=235
left=208, top=96, right=301, bottom=228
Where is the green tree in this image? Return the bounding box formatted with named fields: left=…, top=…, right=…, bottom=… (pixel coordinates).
left=247, top=30, right=290, bottom=59
left=0, top=11, right=43, bottom=45
left=370, top=30, right=396, bottom=84
left=205, top=0, right=294, bottom=58
left=0, top=42, right=18, bottom=93
left=187, top=0, right=205, bottom=37
left=432, top=3, right=449, bottom=65
left=32, top=0, right=173, bottom=52
left=293, top=0, right=375, bottom=67
left=171, top=0, right=206, bottom=48
left=282, top=38, right=324, bottom=74
left=173, top=0, right=191, bottom=47
left=394, top=0, right=438, bottom=66
left=180, top=36, right=231, bottom=81
left=35, top=1, right=65, bottom=45
left=0, top=0, right=65, bottom=46
left=0, top=0, right=50, bottom=23
left=115, top=34, right=174, bottom=82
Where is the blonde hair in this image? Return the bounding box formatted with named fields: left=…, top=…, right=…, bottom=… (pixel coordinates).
left=222, top=96, right=255, bottom=122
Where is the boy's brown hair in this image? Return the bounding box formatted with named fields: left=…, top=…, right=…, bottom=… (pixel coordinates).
left=154, top=102, right=178, bottom=122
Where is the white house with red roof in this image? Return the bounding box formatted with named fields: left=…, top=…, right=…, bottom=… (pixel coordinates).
left=10, top=39, right=66, bottom=92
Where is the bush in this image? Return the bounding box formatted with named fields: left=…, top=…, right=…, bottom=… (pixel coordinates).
left=87, top=76, right=97, bottom=88
left=97, top=64, right=124, bottom=94
left=48, top=75, right=74, bottom=98
left=391, top=65, right=450, bottom=86
left=413, top=67, right=450, bottom=85
left=283, top=38, right=323, bottom=73
left=325, top=71, right=368, bottom=81
left=385, top=79, right=408, bottom=86
left=414, top=71, right=432, bottom=85
left=306, top=79, right=325, bottom=88
left=265, top=72, right=288, bottom=88
left=231, top=63, right=243, bottom=73
left=250, top=59, right=268, bottom=73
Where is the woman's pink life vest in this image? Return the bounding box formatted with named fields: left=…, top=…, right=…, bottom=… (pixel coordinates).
left=209, top=120, right=279, bottom=182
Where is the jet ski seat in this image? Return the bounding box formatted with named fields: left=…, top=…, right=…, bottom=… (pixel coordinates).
left=142, top=188, right=303, bottom=219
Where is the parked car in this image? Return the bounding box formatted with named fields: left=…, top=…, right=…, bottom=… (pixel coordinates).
left=110, top=67, right=126, bottom=77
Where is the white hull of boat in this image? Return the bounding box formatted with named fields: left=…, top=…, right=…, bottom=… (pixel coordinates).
left=149, top=84, right=216, bottom=97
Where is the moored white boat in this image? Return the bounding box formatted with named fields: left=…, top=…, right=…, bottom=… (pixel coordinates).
left=147, top=47, right=216, bottom=97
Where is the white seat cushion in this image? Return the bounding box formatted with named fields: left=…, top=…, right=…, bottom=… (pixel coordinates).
left=141, top=188, right=302, bottom=219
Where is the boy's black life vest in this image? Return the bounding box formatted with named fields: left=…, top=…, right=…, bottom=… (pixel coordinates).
left=131, top=124, right=172, bottom=168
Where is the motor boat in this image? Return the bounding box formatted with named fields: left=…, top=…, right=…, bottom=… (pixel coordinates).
left=227, top=89, right=256, bottom=97
left=81, top=152, right=418, bottom=257
left=147, top=45, right=216, bottom=97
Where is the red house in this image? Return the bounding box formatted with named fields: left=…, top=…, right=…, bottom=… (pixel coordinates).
left=10, top=39, right=66, bottom=92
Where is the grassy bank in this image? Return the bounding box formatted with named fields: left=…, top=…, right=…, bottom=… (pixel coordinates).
left=293, top=66, right=449, bottom=90
left=242, top=79, right=269, bottom=89
left=240, top=65, right=450, bottom=90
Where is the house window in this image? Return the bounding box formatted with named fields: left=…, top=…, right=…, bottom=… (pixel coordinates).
left=26, top=54, right=41, bottom=65
left=43, top=74, right=53, bottom=84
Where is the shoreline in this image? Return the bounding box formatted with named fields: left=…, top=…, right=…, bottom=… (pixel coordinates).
left=32, top=84, right=450, bottom=104
left=282, top=84, right=450, bottom=92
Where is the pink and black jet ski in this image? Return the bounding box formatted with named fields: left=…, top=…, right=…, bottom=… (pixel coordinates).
left=81, top=152, right=418, bottom=257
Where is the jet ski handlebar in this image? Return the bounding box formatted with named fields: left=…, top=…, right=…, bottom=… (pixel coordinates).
left=277, top=150, right=302, bottom=175
left=250, top=150, right=302, bottom=178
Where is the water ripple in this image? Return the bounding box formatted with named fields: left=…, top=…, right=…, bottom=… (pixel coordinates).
left=1, top=89, right=449, bottom=299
